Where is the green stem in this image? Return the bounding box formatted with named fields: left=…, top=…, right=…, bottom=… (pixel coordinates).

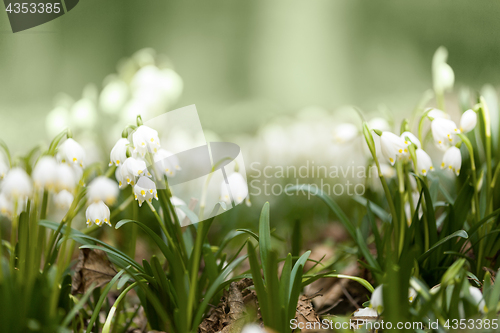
left=102, top=282, right=138, bottom=333
left=10, top=201, right=19, bottom=273
left=480, top=97, right=493, bottom=215
left=396, top=160, right=406, bottom=256
left=186, top=220, right=206, bottom=329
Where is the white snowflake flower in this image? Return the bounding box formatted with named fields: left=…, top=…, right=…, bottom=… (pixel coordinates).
left=400, top=131, right=421, bottom=149
left=220, top=172, right=248, bottom=205
left=333, top=123, right=358, bottom=143
left=431, top=118, right=460, bottom=151
left=133, top=176, right=158, bottom=207
left=55, top=163, right=78, bottom=192
left=0, top=156, right=8, bottom=179
left=1, top=168, right=33, bottom=200
left=370, top=285, right=384, bottom=314
left=380, top=131, right=408, bottom=166
left=32, top=156, right=58, bottom=190
left=153, top=149, right=180, bottom=177
left=86, top=200, right=111, bottom=227
left=132, top=125, right=161, bottom=157
left=54, top=190, right=74, bottom=211
left=460, top=109, right=477, bottom=134
left=441, top=146, right=461, bottom=176
left=57, top=138, right=86, bottom=168
left=109, top=138, right=130, bottom=167
left=87, top=176, right=119, bottom=205
left=415, top=148, right=434, bottom=176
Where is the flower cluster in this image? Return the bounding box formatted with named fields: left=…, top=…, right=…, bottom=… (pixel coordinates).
left=111, top=125, right=174, bottom=209
left=376, top=108, right=477, bottom=177
left=0, top=138, right=86, bottom=219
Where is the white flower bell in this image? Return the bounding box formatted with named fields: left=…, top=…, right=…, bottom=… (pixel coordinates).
left=415, top=149, right=434, bottom=176
left=441, top=146, right=461, bottom=176
left=1, top=168, right=33, bottom=200
left=353, top=307, right=378, bottom=318
left=32, top=156, right=58, bottom=190
left=87, top=176, right=119, bottom=205
left=99, top=79, right=128, bottom=115
left=153, top=149, right=180, bottom=177
left=123, top=157, right=149, bottom=179
left=171, top=196, right=187, bottom=224
left=241, top=324, right=265, bottom=333
left=427, top=108, right=450, bottom=120
left=431, top=118, right=460, bottom=151
left=0, top=193, right=13, bottom=217
left=369, top=117, right=391, bottom=132
left=460, top=109, right=477, bottom=134
left=109, top=138, right=129, bottom=167
left=132, top=125, right=161, bottom=157
left=400, top=131, right=421, bottom=149
left=469, top=286, right=487, bottom=314
left=370, top=285, right=383, bottom=314
left=432, top=47, right=454, bottom=94
left=54, top=190, right=74, bottom=211
left=333, top=123, right=358, bottom=143
left=86, top=200, right=111, bottom=227
left=220, top=172, right=248, bottom=205
left=133, top=176, right=158, bottom=207
left=57, top=138, right=86, bottom=168
left=55, top=163, right=78, bottom=192
left=379, top=132, right=408, bottom=165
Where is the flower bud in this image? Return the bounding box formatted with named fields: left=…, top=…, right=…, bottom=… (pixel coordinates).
left=460, top=109, right=477, bottom=134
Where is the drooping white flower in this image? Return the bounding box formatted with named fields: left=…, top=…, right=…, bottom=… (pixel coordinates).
left=0, top=193, right=13, bottom=217
left=85, top=200, right=111, bottom=227
left=1, top=168, right=33, bottom=200
left=427, top=108, right=450, bottom=120
left=132, top=125, right=161, bottom=157
left=0, top=156, right=9, bottom=179
left=415, top=148, right=434, bottom=176
left=57, top=138, right=86, bottom=168
left=379, top=131, right=408, bottom=165
left=220, top=172, right=249, bottom=205
left=460, top=109, right=477, bottom=134
left=87, top=176, right=119, bottom=205
left=109, top=138, right=129, bottom=167
left=369, top=117, right=391, bottom=132
left=241, top=324, right=265, bottom=333
left=133, top=176, right=158, bottom=207
left=54, top=190, right=74, bottom=211
left=32, top=156, right=58, bottom=190
left=400, top=131, right=421, bottom=149
left=99, top=78, right=129, bottom=115
left=71, top=98, right=97, bottom=130
left=123, top=157, right=149, bottom=179
left=153, top=149, right=180, bottom=177
left=432, top=46, right=454, bottom=94
left=441, top=146, right=461, bottom=176
left=469, top=286, right=487, bottom=314
left=370, top=285, right=383, bottom=314
left=333, top=123, right=358, bottom=143
left=408, top=288, right=417, bottom=303
left=431, top=118, right=460, bottom=151
left=115, top=166, right=129, bottom=189
left=353, top=307, right=378, bottom=318
left=171, top=196, right=187, bottom=224
left=55, top=163, right=78, bottom=192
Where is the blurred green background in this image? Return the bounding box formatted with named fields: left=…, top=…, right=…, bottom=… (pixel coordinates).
left=1, top=0, right=500, bottom=152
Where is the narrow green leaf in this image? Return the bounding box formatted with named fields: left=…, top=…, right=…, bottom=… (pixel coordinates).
left=418, top=230, right=468, bottom=262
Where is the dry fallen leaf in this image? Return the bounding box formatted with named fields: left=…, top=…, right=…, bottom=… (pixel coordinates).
left=72, top=248, right=117, bottom=294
